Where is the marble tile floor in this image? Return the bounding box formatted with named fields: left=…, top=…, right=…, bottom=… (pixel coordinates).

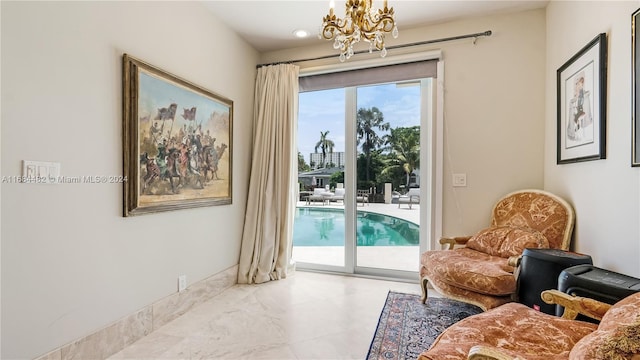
left=109, top=271, right=424, bottom=360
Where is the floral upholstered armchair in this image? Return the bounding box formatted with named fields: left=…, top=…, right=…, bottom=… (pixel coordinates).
left=420, top=189, right=575, bottom=310
left=419, top=290, right=640, bottom=360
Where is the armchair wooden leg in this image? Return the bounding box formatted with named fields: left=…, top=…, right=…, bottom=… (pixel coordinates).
left=420, top=277, right=429, bottom=304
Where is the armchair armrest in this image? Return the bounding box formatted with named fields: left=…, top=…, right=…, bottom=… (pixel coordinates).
left=468, top=345, right=515, bottom=360
left=541, top=289, right=612, bottom=321
left=507, top=255, right=521, bottom=267
left=439, top=236, right=472, bottom=250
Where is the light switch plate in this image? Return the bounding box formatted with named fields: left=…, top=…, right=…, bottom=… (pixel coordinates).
left=22, top=160, right=60, bottom=184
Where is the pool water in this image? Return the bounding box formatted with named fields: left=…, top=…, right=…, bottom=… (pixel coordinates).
left=292, top=207, right=419, bottom=246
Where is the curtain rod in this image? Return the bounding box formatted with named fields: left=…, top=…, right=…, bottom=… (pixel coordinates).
left=256, top=30, right=492, bottom=68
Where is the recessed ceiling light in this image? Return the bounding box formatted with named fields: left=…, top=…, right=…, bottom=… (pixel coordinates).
left=293, top=29, right=310, bottom=38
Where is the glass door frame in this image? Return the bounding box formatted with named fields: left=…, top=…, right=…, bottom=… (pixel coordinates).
left=295, top=52, right=444, bottom=281
left=349, top=78, right=435, bottom=281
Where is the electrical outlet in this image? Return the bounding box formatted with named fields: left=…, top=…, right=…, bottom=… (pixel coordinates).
left=178, top=275, right=187, bottom=292
left=453, top=173, right=467, bottom=187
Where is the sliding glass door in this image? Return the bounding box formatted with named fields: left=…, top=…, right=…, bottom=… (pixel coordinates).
left=355, top=82, right=422, bottom=273
left=293, top=74, right=434, bottom=279
left=293, top=88, right=346, bottom=268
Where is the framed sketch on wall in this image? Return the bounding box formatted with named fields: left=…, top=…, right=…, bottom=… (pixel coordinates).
left=633, top=9, right=640, bottom=166
left=557, top=33, right=607, bottom=164
left=123, top=54, right=233, bottom=216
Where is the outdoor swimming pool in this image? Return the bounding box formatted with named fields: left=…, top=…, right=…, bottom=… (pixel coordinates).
left=292, top=207, right=419, bottom=246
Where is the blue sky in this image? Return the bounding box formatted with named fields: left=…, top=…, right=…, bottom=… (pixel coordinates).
left=297, top=83, right=420, bottom=160
left=139, top=71, right=229, bottom=125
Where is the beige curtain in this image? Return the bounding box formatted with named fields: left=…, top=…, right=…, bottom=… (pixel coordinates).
left=238, top=64, right=299, bottom=284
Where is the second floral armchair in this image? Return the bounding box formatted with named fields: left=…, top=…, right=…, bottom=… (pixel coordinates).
left=419, top=189, right=575, bottom=311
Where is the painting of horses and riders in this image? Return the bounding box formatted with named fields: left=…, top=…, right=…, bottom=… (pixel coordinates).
left=123, top=55, right=232, bottom=216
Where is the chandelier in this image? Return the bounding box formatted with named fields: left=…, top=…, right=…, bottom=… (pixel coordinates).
left=320, top=0, right=399, bottom=62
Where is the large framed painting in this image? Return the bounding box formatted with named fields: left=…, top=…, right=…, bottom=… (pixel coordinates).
left=557, top=33, right=607, bottom=164
left=633, top=9, right=640, bottom=166
left=123, top=54, right=233, bottom=216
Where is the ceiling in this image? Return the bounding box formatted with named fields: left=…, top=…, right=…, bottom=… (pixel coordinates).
left=201, top=1, right=549, bottom=53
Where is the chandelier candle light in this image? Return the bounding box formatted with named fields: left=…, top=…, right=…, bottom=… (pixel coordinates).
left=320, top=0, right=399, bottom=62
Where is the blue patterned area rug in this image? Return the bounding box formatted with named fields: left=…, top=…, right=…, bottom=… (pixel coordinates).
left=367, top=291, right=483, bottom=360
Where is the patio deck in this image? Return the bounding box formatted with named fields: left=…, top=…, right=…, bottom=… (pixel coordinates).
left=293, top=200, right=421, bottom=272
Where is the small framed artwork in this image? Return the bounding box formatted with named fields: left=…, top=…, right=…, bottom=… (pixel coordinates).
left=633, top=9, right=640, bottom=166
left=557, top=33, right=607, bottom=164
left=123, top=54, right=233, bottom=216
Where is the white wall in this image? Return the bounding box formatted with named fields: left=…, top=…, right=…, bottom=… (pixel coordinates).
left=545, top=1, right=640, bottom=277
left=262, top=9, right=547, bottom=237
left=1, top=2, right=257, bottom=358
left=0, top=1, right=3, bottom=355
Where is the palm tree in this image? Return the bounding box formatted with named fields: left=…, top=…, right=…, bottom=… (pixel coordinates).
left=298, top=151, right=310, bottom=172
left=382, top=126, right=420, bottom=187
left=314, top=131, right=335, bottom=168
left=357, top=107, right=390, bottom=181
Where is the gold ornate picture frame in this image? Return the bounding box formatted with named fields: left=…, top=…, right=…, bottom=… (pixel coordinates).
left=123, top=54, right=233, bottom=216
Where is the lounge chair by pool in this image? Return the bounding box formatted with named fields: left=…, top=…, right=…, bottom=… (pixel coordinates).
left=307, top=188, right=331, bottom=205
left=398, top=188, right=420, bottom=209
left=330, top=188, right=345, bottom=203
